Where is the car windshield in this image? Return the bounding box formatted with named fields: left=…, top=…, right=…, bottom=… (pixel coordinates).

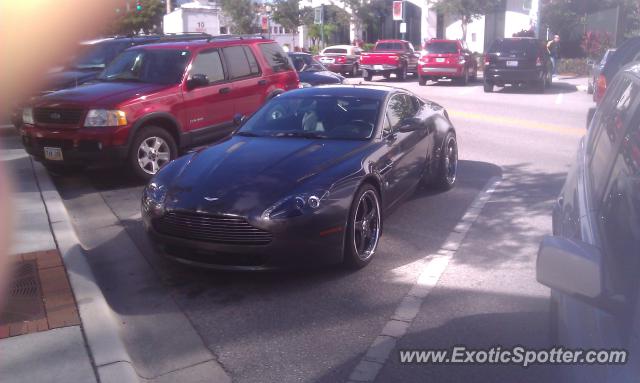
left=237, top=96, right=380, bottom=140
left=375, top=42, right=404, bottom=51
left=324, top=48, right=348, bottom=54
left=98, top=49, right=190, bottom=84
left=289, top=54, right=326, bottom=72
left=425, top=42, right=459, bottom=54
left=73, top=41, right=131, bottom=70
left=489, top=39, right=538, bottom=55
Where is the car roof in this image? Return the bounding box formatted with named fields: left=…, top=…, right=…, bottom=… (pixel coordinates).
left=128, top=36, right=274, bottom=50
left=323, top=45, right=355, bottom=50
left=377, top=40, right=409, bottom=43
left=276, top=85, right=402, bottom=100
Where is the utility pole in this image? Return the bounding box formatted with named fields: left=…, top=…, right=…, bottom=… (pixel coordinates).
left=166, top=0, right=171, bottom=14
left=321, top=4, right=325, bottom=49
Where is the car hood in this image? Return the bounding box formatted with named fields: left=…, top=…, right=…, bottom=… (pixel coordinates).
left=43, top=69, right=102, bottom=92
left=37, top=81, right=172, bottom=108
left=298, top=71, right=343, bottom=85
left=163, top=136, right=367, bottom=215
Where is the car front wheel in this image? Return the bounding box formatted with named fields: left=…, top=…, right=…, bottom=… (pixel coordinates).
left=344, top=184, right=382, bottom=269
left=129, top=126, right=177, bottom=181
left=431, top=132, right=458, bottom=190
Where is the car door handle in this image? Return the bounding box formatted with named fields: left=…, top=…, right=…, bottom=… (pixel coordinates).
left=379, top=161, right=394, bottom=175
left=219, top=87, right=231, bottom=94
left=258, top=79, right=268, bottom=86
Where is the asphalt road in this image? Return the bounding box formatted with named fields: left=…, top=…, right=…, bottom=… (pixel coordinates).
left=50, top=75, right=592, bottom=383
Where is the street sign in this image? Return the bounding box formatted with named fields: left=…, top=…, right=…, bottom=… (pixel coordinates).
left=392, top=1, right=403, bottom=21
left=261, top=15, right=269, bottom=31
left=400, top=22, right=407, bottom=34
left=314, top=7, right=323, bottom=25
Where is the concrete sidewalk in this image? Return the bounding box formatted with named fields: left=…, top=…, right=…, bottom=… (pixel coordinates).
left=0, top=129, right=137, bottom=383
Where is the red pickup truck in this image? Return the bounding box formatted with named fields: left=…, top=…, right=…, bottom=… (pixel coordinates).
left=360, top=40, right=420, bottom=81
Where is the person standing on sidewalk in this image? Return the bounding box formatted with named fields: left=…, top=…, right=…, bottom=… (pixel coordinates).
left=547, top=35, right=560, bottom=76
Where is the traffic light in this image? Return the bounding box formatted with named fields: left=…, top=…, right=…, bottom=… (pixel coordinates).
left=136, top=1, right=142, bottom=11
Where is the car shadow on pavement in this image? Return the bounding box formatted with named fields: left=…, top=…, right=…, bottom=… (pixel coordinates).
left=314, top=288, right=570, bottom=383
left=492, top=81, right=578, bottom=95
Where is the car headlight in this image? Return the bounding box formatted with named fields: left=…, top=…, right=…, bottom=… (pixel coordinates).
left=22, top=107, right=34, bottom=124
left=84, top=109, right=127, bottom=127
left=142, top=182, right=167, bottom=218
left=262, top=190, right=329, bottom=220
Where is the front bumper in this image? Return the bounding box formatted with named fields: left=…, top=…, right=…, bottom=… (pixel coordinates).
left=21, top=124, right=129, bottom=166
left=143, top=211, right=346, bottom=270
left=485, top=68, right=544, bottom=84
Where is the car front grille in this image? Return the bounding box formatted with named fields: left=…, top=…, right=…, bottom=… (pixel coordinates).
left=34, top=108, right=84, bottom=124
left=154, top=211, right=272, bottom=245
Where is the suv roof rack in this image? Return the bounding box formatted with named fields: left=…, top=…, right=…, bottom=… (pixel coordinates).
left=207, top=34, right=268, bottom=42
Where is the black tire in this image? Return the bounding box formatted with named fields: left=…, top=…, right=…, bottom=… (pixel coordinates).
left=344, top=183, right=382, bottom=269
left=396, top=64, right=408, bottom=81
left=363, top=70, right=373, bottom=82
left=431, top=131, right=458, bottom=190
left=483, top=81, right=493, bottom=93
left=128, top=126, right=178, bottom=181
left=419, top=76, right=427, bottom=86
left=383, top=72, right=391, bottom=80
left=545, top=71, right=552, bottom=89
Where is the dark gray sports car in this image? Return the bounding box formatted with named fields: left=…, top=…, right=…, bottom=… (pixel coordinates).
left=142, top=85, right=458, bottom=270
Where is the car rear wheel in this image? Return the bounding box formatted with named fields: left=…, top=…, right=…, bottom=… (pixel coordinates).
left=483, top=81, right=494, bottom=93
left=129, top=126, right=177, bottom=181
left=344, top=184, right=381, bottom=269
left=363, top=70, right=373, bottom=81
left=431, top=132, right=458, bottom=190
left=383, top=72, right=391, bottom=80
left=419, top=76, right=427, bottom=86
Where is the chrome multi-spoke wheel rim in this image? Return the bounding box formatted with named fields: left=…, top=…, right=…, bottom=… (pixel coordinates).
left=137, top=136, right=171, bottom=175
left=443, top=136, right=458, bottom=185
left=353, top=190, right=381, bottom=261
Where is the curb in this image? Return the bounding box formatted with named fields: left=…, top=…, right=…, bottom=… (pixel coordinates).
left=31, top=159, right=139, bottom=383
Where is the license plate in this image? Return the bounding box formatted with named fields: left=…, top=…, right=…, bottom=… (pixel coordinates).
left=506, top=60, right=518, bottom=67
left=374, top=65, right=383, bottom=70
left=436, top=58, right=445, bottom=63
left=320, top=58, right=333, bottom=63
left=44, top=147, right=63, bottom=161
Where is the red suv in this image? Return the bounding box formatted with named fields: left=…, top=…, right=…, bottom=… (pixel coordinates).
left=21, top=36, right=299, bottom=180
left=418, top=39, right=477, bottom=86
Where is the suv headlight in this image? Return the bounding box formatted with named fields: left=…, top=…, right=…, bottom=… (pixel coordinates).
left=22, top=107, right=34, bottom=124
left=84, top=109, right=127, bottom=127
left=142, top=182, right=167, bottom=218
left=262, top=190, right=329, bottom=220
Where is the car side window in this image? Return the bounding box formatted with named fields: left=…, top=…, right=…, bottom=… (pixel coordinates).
left=190, top=49, right=225, bottom=84
left=598, top=107, right=640, bottom=295
left=258, top=42, right=293, bottom=73
left=222, top=45, right=257, bottom=80
left=589, top=77, right=639, bottom=202
left=243, top=46, right=261, bottom=75
left=385, top=94, right=417, bottom=134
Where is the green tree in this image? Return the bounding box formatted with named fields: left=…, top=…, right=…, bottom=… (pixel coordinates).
left=432, top=0, right=501, bottom=41
left=112, top=0, right=165, bottom=35
left=272, top=0, right=304, bottom=38
left=220, top=0, right=257, bottom=34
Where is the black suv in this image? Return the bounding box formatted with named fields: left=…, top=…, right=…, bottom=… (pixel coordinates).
left=11, top=33, right=210, bottom=127
left=483, top=37, right=552, bottom=93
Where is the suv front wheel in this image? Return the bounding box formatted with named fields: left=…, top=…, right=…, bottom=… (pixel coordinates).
left=129, top=126, right=177, bottom=181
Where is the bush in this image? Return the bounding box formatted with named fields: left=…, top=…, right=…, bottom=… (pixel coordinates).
left=556, top=58, right=590, bottom=76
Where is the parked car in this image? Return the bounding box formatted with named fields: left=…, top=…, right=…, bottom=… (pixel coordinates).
left=360, top=40, right=420, bottom=81
left=418, top=39, right=478, bottom=86
left=288, top=52, right=344, bottom=87
left=142, top=85, right=458, bottom=270
left=594, top=36, right=640, bottom=104
left=10, top=33, right=210, bottom=128
left=317, top=45, right=362, bottom=77
left=588, top=48, right=615, bottom=95
left=20, top=35, right=299, bottom=180
left=483, top=37, right=553, bottom=93
left=537, top=62, right=640, bottom=382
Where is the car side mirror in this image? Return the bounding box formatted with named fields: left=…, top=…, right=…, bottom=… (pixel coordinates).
left=187, top=74, right=209, bottom=90
left=536, top=236, right=626, bottom=313
left=587, top=107, right=597, bottom=130
left=233, top=113, right=246, bottom=127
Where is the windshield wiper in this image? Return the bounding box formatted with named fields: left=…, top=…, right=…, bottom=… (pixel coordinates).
left=272, top=131, right=327, bottom=139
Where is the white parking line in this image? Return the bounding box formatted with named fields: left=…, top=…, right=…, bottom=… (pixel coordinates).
left=347, top=176, right=502, bottom=383
left=555, top=93, right=563, bottom=105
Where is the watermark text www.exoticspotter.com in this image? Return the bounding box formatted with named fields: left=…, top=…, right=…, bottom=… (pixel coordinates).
left=399, top=346, right=628, bottom=367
